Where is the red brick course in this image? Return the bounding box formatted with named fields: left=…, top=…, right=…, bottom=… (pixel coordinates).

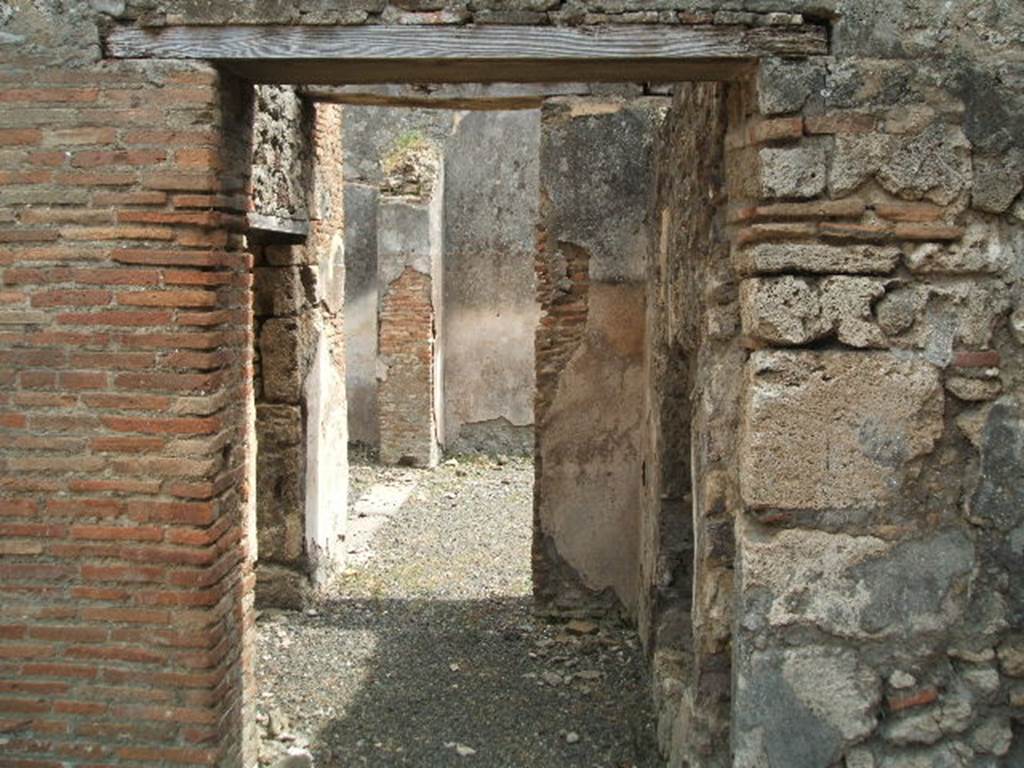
left=0, top=63, right=256, bottom=766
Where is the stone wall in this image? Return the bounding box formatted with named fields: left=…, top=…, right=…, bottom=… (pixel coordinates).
left=251, top=103, right=347, bottom=608
left=534, top=96, right=667, bottom=618
left=643, top=81, right=738, bottom=768
left=725, top=48, right=1024, bottom=767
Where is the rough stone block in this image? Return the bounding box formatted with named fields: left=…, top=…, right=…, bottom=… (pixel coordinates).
left=906, top=221, right=1016, bottom=275
left=739, top=525, right=974, bottom=638
left=251, top=85, right=312, bottom=221
left=740, top=351, right=944, bottom=511
left=736, top=242, right=901, bottom=275
left=758, top=144, right=827, bottom=199
left=255, top=405, right=304, bottom=564
left=260, top=315, right=316, bottom=403
left=757, top=58, right=825, bottom=116
left=734, top=645, right=880, bottom=768
left=881, top=682, right=973, bottom=746
left=874, top=279, right=1010, bottom=359
left=740, top=275, right=823, bottom=344
left=969, top=401, right=1024, bottom=534
left=877, top=123, right=971, bottom=205
left=253, top=266, right=306, bottom=317
left=818, top=277, right=888, bottom=347
left=265, top=243, right=313, bottom=266
left=255, top=563, right=311, bottom=610
left=740, top=276, right=886, bottom=347
left=829, top=132, right=896, bottom=197
left=972, top=151, right=1024, bottom=214
left=946, top=375, right=1002, bottom=402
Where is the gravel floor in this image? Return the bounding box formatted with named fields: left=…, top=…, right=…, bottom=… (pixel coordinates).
left=255, top=450, right=660, bottom=768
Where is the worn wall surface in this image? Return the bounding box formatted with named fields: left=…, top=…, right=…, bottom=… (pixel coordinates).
left=646, top=82, right=739, bottom=768
left=2, top=1, right=1024, bottom=767
left=341, top=181, right=379, bottom=446
left=251, top=102, right=347, bottom=609
left=534, top=97, right=667, bottom=618
left=725, top=49, right=1024, bottom=767
left=443, top=109, right=540, bottom=455
left=341, top=106, right=453, bottom=448
left=250, top=85, right=313, bottom=223
left=376, top=152, right=444, bottom=467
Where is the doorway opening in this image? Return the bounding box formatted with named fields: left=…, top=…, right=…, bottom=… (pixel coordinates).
left=249, top=86, right=677, bottom=766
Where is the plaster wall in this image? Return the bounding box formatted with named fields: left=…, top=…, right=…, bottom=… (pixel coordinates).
left=535, top=96, right=668, bottom=617
left=342, top=181, right=380, bottom=445
left=442, top=109, right=541, bottom=455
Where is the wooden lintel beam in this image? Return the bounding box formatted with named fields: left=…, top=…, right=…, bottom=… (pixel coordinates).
left=105, top=24, right=827, bottom=84
left=301, top=82, right=638, bottom=110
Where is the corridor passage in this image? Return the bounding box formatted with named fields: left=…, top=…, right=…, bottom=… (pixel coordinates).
left=255, top=452, right=659, bottom=767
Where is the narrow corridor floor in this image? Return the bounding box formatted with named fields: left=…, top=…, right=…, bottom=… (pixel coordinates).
left=255, top=452, right=660, bottom=767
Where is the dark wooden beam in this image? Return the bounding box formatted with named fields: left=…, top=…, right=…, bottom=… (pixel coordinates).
left=105, top=24, right=827, bottom=84
left=302, top=82, right=649, bottom=110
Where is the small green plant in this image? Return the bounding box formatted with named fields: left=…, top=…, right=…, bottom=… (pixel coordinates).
left=381, top=129, right=440, bottom=198
left=382, top=129, right=433, bottom=172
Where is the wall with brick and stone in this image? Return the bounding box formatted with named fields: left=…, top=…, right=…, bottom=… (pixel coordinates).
left=376, top=141, right=445, bottom=467
left=725, top=45, right=1024, bottom=768
left=2, top=1, right=1024, bottom=766
left=341, top=106, right=455, bottom=448
left=534, top=96, right=667, bottom=618
left=642, top=81, right=738, bottom=768
left=341, top=104, right=540, bottom=455
left=251, top=102, right=347, bottom=608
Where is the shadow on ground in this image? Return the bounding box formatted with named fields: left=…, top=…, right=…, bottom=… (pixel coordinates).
left=258, top=595, right=659, bottom=768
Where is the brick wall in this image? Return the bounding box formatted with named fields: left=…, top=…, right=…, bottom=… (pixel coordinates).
left=0, top=62, right=257, bottom=767
left=376, top=162, right=444, bottom=469
left=377, top=267, right=438, bottom=467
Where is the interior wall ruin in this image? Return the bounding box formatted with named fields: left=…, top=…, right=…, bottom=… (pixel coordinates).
left=250, top=88, right=347, bottom=608
left=341, top=105, right=540, bottom=457
left=534, top=96, right=668, bottom=618
left=2, top=3, right=1024, bottom=767
left=376, top=148, right=445, bottom=467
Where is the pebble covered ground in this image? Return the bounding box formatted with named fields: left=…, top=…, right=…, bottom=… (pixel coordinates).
left=255, top=450, right=660, bottom=768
